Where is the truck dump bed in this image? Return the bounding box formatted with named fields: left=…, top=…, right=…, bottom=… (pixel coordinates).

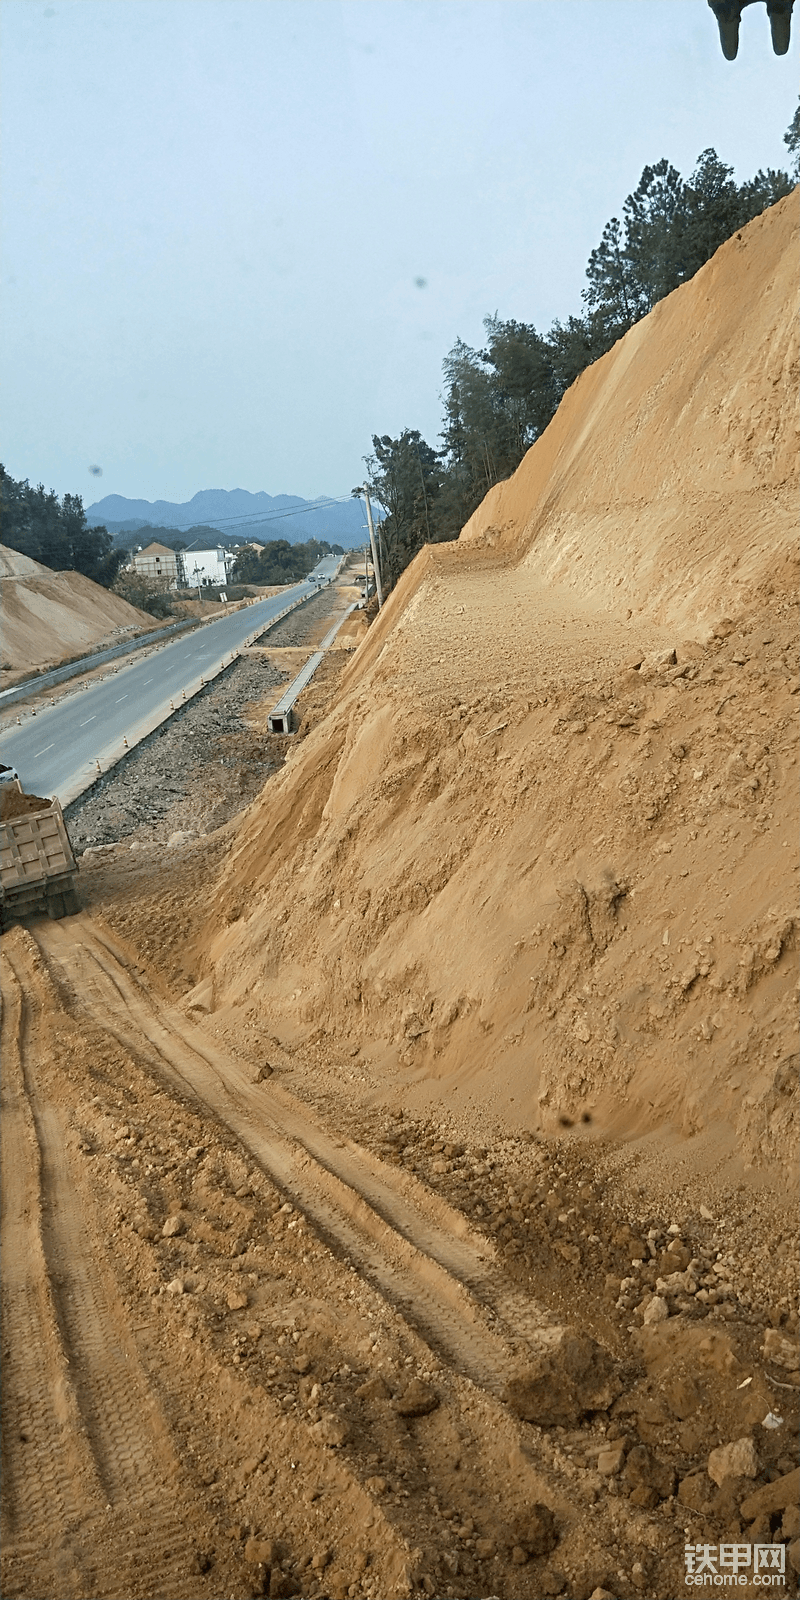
left=0, top=785, right=79, bottom=924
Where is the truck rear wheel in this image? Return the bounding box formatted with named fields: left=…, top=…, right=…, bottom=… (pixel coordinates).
left=46, top=892, right=66, bottom=920
left=62, top=886, right=81, bottom=916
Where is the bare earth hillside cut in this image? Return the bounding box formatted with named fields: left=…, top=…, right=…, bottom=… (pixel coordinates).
left=0, top=545, right=154, bottom=679
left=459, top=190, right=799, bottom=634
left=2, top=208, right=799, bottom=1600
left=191, top=193, right=799, bottom=1194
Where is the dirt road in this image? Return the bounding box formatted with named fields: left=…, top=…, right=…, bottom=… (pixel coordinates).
left=1, top=929, right=221, bottom=1600
left=4, top=901, right=797, bottom=1600
left=0, top=915, right=601, bottom=1600
left=3, top=544, right=798, bottom=1600
left=41, top=915, right=558, bottom=1389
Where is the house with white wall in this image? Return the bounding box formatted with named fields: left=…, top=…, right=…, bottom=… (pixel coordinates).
left=182, top=547, right=234, bottom=588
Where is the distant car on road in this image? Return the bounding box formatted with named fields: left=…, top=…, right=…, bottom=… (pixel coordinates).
left=0, top=762, right=20, bottom=785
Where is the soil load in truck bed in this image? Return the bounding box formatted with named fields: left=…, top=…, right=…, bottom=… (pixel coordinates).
left=0, top=786, right=80, bottom=924
left=0, top=787, right=52, bottom=822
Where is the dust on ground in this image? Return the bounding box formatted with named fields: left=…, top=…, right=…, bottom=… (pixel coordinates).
left=2, top=894, right=797, bottom=1600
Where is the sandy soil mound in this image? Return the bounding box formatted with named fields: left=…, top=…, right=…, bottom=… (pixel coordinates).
left=459, top=190, right=799, bottom=634
left=0, top=787, right=51, bottom=821
left=0, top=545, right=154, bottom=678
left=189, top=194, right=799, bottom=1189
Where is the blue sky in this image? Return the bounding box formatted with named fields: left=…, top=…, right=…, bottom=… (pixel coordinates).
left=1, top=0, right=796, bottom=506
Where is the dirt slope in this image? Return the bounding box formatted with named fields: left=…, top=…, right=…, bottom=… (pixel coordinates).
left=4, top=906, right=796, bottom=1600
left=459, top=190, right=798, bottom=634
left=0, top=545, right=154, bottom=678
left=189, top=194, right=799, bottom=1191
left=2, top=230, right=798, bottom=1600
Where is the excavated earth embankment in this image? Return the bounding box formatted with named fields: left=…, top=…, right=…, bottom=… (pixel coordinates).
left=0, top=545, right=156, bottom=681
left=3, top=199, right=799, bottom=1600
left=191, top=190, right=799, bottom=1190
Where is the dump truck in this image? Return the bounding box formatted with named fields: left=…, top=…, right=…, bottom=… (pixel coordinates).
left=0, top=778, right=80, bottom=927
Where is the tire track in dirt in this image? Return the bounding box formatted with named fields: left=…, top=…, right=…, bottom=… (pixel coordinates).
left=0, top=951, right=100, bottom=1600
left=1, top=939, right=217, bottom=1600
left=37, top=916, right=561, bottom=1399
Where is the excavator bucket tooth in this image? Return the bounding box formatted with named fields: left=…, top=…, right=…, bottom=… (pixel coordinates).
left=708, top=0, right=742, bottom=58
left=709, top=0, right=794, bottom=57
left=767, top=0, right=793, bottom=53
left=717, top=19, right=741, bottom=55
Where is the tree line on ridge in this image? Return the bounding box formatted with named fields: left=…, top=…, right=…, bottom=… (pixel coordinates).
left=359, top=112, right=799, bottom=593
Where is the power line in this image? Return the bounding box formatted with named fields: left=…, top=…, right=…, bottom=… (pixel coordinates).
left=174, top=493, right=355, bottom=529
left=93, top=492, right=367, bottom=534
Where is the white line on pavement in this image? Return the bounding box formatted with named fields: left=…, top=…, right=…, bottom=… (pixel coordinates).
left=79, top=716, right=96, bottom=726
left=34, top=744, right=54, bottom=757
left=116, top=696, right=128, bottom=702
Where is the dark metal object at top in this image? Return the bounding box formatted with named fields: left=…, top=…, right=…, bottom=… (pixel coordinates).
left=708, top=0, right=794, bottom=59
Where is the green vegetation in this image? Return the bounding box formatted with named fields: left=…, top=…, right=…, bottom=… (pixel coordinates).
left=355, top=433, right=442, bottom=590
left=231, top=538, right=343, bottom=585
left=360, top=117, right=798, bottom=591
left=112, top=570, right=175, bottom=619
left=0, top=464, right=124, bottom=588
left=784, top=102, right=800, bottom=180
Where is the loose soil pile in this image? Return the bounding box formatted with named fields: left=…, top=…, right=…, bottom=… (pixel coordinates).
left=192, top=191, right=799, bottom=1189
left=0, top=545, right=156, bottom=681
left=2, top=206, right=798, bottom=1600
left=458, top=192, right=798, bottom=631
left=0, top=787, right=52, bottom=821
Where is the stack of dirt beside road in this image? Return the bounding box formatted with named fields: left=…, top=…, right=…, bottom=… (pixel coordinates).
left=187, top=191, right=799, bottom=1188
left=0, top=543, right=156, bottom=683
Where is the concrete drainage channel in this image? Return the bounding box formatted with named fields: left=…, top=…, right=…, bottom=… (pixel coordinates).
left=267, top=602, right=359, bottom=732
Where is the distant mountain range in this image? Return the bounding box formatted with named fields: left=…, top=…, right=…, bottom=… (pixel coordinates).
left=86, top=488, right=372, bottom=548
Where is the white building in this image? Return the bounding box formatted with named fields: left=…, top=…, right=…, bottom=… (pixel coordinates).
left=182, top=547, right=235, bottom=589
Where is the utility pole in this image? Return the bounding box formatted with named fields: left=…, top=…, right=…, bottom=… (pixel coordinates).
left=362, top=487, right=384, bottom=609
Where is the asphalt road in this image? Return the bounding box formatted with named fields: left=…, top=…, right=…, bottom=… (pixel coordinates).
left=0, top=558, right=340, bottom=805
